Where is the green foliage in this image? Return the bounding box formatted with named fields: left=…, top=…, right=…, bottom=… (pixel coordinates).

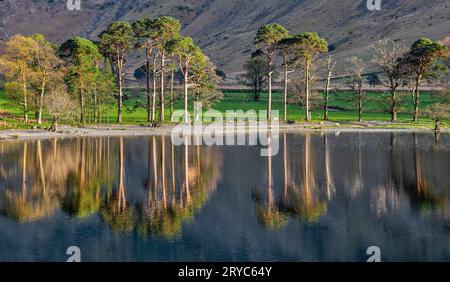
left=240, top=58, right=267, bottom=101
left=0, top=35, right=36, bottom=118
left=255, top=24, right=289, bottom=48
left=60, top=37, right=101, bottom=66
left=59, top=37, right=101, bottom=98
left=98, top=22, right=136, bottom=60
left=168, top=36, right=206, bottom=73
left=367, top=73, right=381, bottom=87
left=167, top=36, right=207, bottom=83
left=191, top=58, right=223, bottom=108
left=59, top=37, right=115, bottom=124
left=152, top=16, right=181, bottom=50
left=132, top=18, right=156, bottom=44
left=405, top=38, right=448, bottom=77
left=290, top=32, right=328, bottom=61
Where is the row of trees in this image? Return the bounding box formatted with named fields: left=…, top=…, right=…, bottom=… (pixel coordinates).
left=0, top=16, right=221, bottom=129
left=253, top=24, right=328, bottom=122
left=343, top=37, right=448, bottom=126
left=0, top=19, right=448, bottom=129
left=244, top=23, right=448, bottom=124
left=368, top=37, right=447, bottom=123
left=94, top=17, right=222, bottom=126
left=0, top=34, right=67, bottom=125
left=0, top=34, right=115, bottom=130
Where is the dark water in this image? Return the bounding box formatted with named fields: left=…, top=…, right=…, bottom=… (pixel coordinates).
left=0, top=132, right=449, bottom=262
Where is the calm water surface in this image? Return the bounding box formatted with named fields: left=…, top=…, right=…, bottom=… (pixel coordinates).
left=0, top=132, right=449, bottom=261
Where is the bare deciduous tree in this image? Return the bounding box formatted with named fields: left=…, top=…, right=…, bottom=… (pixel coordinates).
left=371, top=38, right=406, bottom=122
left=422, top=103, right=450, bottom=132
left=292, top=59, right=321, bottom=117
left=44, top=85, right=76, bottom=132
left=346, top=57, right=366, bottom=122
left=323, top=55, right=336, bottom=121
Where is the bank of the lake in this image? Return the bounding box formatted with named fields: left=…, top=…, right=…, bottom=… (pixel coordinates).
left=0, top=122, right=447, bottom=141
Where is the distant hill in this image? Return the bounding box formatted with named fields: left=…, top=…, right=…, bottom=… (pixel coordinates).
left=1, top=0, right=449, bottom=79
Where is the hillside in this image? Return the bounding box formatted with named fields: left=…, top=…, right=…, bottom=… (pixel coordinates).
left=0, top=0, right=449, bottom=79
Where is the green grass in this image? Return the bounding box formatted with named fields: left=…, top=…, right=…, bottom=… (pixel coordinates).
left=0, top=88, right=448, bottom=130
left=0, top=90, right=50, bottom=130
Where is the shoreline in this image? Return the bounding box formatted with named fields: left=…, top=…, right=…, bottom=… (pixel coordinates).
left=0, top=123, right=446, bottom=141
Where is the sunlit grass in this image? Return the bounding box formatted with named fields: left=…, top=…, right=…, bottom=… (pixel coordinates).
left=0, top=89, right=448, bottom=130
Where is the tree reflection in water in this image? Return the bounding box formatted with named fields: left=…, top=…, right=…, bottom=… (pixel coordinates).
left=254, top=133, right=288, bottom=230
left=63, top=138, right=115, bottom=219
left=278, top=132, right=328, bottom=225
left=0, top=133, right=448, bottom=238
left=137, top=136, right=223, bottom=239
left=388, top=133, right=449, bottom=217
left=253, top=132, right=450, bottom=230
left=100, top=137, right=134, bottom=232
left=0, top=136, right=223, bottom=238
left=0, top=141, right=59, bottom=221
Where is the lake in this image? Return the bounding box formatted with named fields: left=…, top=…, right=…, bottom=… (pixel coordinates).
left=0, top=132, right=449, bottom=262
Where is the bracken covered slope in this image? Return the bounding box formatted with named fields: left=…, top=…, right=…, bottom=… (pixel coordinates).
left=0, top=0, right=449, bottom=77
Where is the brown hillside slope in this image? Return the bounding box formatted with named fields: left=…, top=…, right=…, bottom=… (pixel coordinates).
left=0, top=0, right=448, bottom=78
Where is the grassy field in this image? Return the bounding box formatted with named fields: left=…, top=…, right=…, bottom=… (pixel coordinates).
left=0, top=90, right=45, bottom=130
left=0, top=88, right=448, bottom=130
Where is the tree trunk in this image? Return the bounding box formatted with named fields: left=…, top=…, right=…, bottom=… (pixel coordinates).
left=267, top=57, right=272, bottom=121
left=435, top=119, right=441, bottom=132
left=413, top=76, right=420, bottom=122
left=253, top=77, right=258, bottom=101
left=305, top=60, right=311, bottom=122
left=146, top=54, right=152, bottom=123
left=258, top=79, right=263, bottom=102
left=324, top=69, right=331, bottom=121
left=38, top=78, right=46, bottom=125
left=358, top=88, right=363, bottom=122
left=391, top=89, right=397, bottom=122
left=22, top=77, right=28, bottom=124
left=160, top=52, right=165, bottom=123
left=94, top=84, right=98, bottom=124
left=34, top=92, right=39, bottom=121
left=283, top=62, right=288, bottom=122
left=184, top=69, right=189, bottom=124
left=170, top=67, right=174, bottom=120
left=52, top=116, right=58, bottom=132
left=152, top=56, right=157, bottom=125
left=117, top=51, right=124, bottom=124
